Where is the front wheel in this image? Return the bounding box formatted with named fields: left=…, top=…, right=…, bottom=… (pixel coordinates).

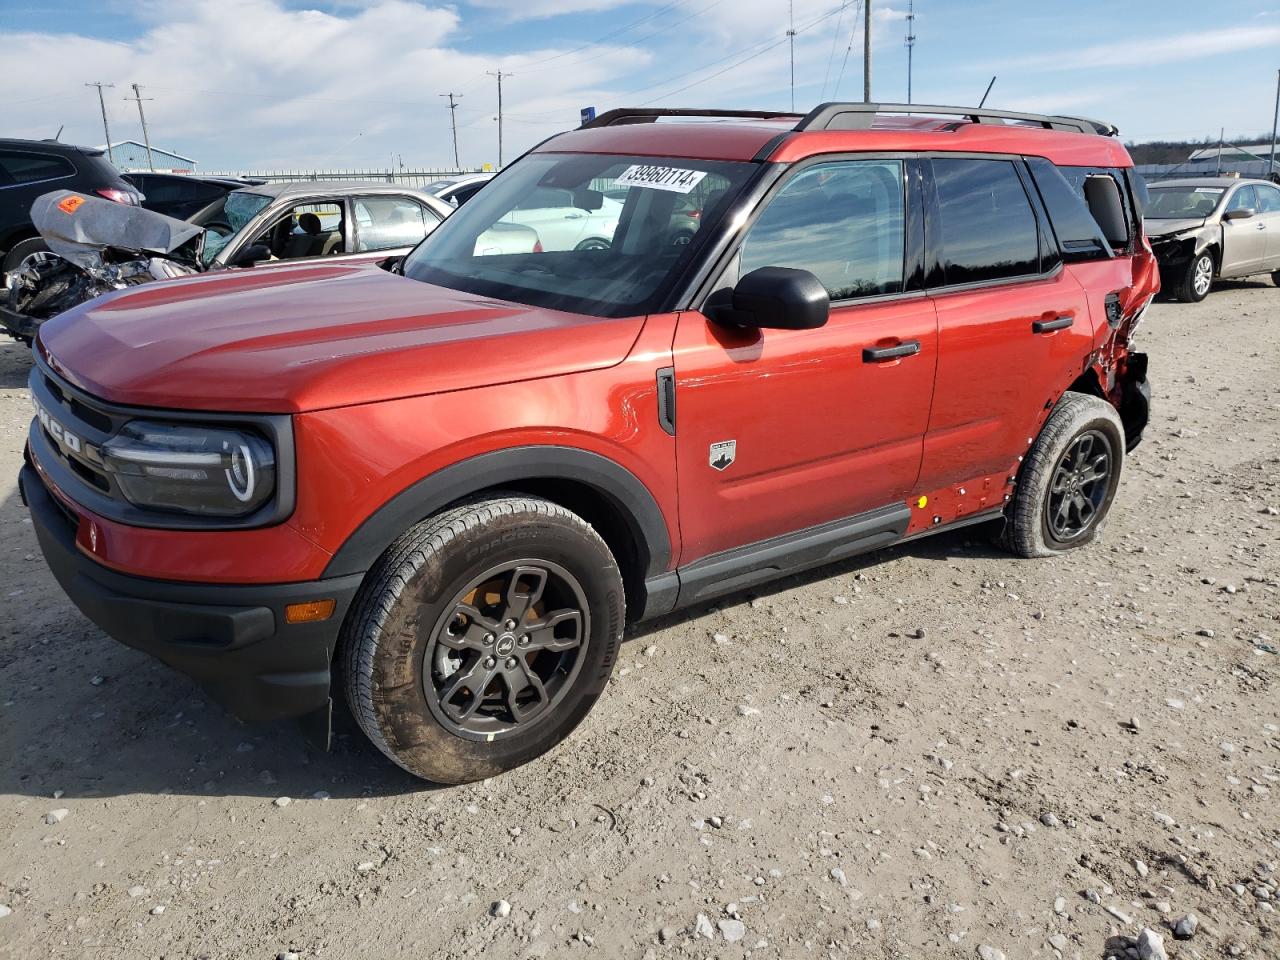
left=341, top=495, right=624, bottom=784
left=1176, top=251, right=1214, bottom=302
left=2, top=237, right=48, bottom=275
left=1001, top=392, right=1125, bottom=558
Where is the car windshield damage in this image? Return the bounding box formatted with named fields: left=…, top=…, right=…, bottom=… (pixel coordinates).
left=201, top=191, right=272, bottom=264
left=401, top=153, right=756, bottom=318
left=1145, top=186, right=1224, bottom=219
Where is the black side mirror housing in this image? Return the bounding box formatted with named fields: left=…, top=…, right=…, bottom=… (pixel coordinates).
left=1083, top=174, right=1129, bottom=248
left=1223, top=207, right=1255, bottom=222
left=572, top=186, right=604, bottom=211
left=231, top=243, right=271, bottom=267
left=708, top=266, right=830, bottom=330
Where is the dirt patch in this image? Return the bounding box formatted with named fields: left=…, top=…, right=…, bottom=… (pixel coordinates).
left=1, top=282, right=1278, bottom=959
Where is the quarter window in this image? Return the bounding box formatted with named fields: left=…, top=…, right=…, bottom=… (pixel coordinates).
left=739, top=160, right=905, bottom=300
left=932, top=158, right=1039, bottom=285
left=0, top=150, right=74, bottom=187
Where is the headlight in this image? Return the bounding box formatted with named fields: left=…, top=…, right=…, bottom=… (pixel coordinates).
left=101, top=420, right=276, bottom=517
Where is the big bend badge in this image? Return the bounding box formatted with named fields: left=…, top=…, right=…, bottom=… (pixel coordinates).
left=709, top=440, right=736, bottom=472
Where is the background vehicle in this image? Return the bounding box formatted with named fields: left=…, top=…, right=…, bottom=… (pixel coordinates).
left=426, top=173, right=494, bottom=207
left=0, top=138, right=141, bottom=274
left=498, top=186, right=623, bottom=251
left=1145, top=176, right=1280, bottom=301
left=22, top=103, right=1157, bottom=785
left=123, top=172, right=264, bottom=223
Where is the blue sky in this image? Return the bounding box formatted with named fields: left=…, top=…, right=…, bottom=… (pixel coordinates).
left=2, top=0, right=1278, bottom=170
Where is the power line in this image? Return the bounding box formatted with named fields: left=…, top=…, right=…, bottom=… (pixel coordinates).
left=832, top=1, right=862, bottom=99
left=85, top=82, right=115, bottom=162
left=820, top=2, right=848, bottom=102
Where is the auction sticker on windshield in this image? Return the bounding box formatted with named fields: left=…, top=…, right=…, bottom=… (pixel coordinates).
left=614, top=164, right=708, bottom=194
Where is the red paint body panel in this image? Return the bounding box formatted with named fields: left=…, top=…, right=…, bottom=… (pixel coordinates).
left=37, top=264, right=643, bottom=413
left=672, top=298, right=938, bottom=559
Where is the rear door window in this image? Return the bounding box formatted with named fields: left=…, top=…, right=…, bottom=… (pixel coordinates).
left=739, top=159, right=906, bottom=300
left=0, top=150, right=74, bottom=187
left=352, top=196, right=440, bottom=252
left=931, top=158, right=1039, bottom=285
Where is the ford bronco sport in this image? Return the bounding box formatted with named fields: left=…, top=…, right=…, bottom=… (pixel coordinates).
left=21, top=103, right=1158, bottom=783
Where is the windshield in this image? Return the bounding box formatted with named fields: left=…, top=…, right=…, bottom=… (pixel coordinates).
left=1145, top=185, right=1224, bottom=219
left=201, top=191, right=272, bottom=264
left=401, top=153, right=756, bottom=317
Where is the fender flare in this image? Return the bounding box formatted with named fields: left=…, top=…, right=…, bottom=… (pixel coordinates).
left=321, top=445, right=672, bottom=582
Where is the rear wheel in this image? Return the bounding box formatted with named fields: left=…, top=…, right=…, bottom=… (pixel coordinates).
left=1175, top=251, right=1214, bottom=302
left=1001, top=392, right=1125, bottom=558
left=341, top=495, right=624, bottom=784
left=2, top=237, right=47, bottom=275
left=574, top=237, right=611, bottom=252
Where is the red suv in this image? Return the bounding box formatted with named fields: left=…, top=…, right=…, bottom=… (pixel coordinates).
left=21, top=103, right=1158, bottom=783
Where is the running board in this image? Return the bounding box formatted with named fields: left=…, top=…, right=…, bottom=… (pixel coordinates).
left=674, top=503, right=910, bottom=609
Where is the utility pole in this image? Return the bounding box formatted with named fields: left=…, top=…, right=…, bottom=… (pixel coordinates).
left=904, top=0, right=916, bottom=104
left=487, top=70, right=513, bottom=167
left=863, top=0, right=872, bottom=103
left=787, top=0, right=796, bottom=111
left=1216, top=126, right=1224, bottom=176
left=1269, top=68, right=1279, bottom=179
left=440, top=92, right=462, bottom=168
left=85, top=82, right=115, bottom=163
left=125, top=83, right=155, bottom=172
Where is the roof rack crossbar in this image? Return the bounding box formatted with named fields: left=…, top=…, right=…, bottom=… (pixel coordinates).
left=580, top=107, right=801, bottom=129
left=795, top=102, right=1117, bottom=137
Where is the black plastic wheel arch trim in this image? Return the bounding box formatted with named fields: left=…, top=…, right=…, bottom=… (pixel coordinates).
left=322, top=446, right=673, bottom=585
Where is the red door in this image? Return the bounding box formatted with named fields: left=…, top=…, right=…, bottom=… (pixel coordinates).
left=671, top=298, right=938, bottom=562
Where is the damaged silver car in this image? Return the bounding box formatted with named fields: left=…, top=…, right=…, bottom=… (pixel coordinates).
left=1144, top=176, right=1280, bottom=302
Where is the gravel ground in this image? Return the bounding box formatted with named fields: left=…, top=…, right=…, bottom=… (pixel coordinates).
left=1, top=283, right=1277, bottom=960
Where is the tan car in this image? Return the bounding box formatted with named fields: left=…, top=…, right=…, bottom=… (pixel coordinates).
left=1144, top=176, right=1280, bottom=301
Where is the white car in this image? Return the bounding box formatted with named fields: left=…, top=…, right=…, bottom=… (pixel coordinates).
left=500, top=187, right=622, bottom=252
left=426, top=174, right=494, bottom=207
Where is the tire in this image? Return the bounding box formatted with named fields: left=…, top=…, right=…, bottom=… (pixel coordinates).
left=574, top=237, right=611, bottom=251
left=2, top=237, right=48, bottom=275
left=1271, top=270, right=1280, bottom=288
left=340, top=495, right=625, bottom=784
left=1001, top=391, right=1125, bottom=558
left=1175, top=250, right=1214, bottom=302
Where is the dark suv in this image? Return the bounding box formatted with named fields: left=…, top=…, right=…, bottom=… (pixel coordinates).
left=21, top=103, right=1159, bottom=784
left=0, top=138, right=141, bottom=273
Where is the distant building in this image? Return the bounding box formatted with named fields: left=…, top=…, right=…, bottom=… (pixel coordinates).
left=1187, top=143, right=1277, bottom=163
left=98, top=140, right=197, bottom=173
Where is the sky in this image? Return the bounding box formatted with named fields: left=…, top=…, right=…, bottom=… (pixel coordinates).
left=2, top=0, right=1278, bottom=172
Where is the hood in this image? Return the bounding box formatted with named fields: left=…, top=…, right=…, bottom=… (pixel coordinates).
left=1143, top=216, right=1208, bottom=238
left=37, top=262, right=645, bottom=413
left=32, top=190, right=202, bottom=269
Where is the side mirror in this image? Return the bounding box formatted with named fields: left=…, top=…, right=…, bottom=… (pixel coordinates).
left=231, top=243, right=270, bottom=267
left=1223, top=207, right=1255, bottom=222
left=708, top=266, right=830, bottom=331
left=1083, top=174, right=1129, bottom=247
left=572, top=186, right=604, bottom=212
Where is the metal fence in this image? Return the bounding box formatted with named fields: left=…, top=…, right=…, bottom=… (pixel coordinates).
left=1135, top=159, right=1278, bottom=182
left=201, top=167, right=488, bottom=189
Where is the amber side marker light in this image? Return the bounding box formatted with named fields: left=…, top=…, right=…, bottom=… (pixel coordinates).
left=285, top=599, right=336, bottom=624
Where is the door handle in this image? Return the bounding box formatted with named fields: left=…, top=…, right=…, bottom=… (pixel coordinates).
left=1256, top=223, right=1267, bottom=230
left=1032, top=314, right=1073, bottom=333
left=862, top=340, right=921, bottom=362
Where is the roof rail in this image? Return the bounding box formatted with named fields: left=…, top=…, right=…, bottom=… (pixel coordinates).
left=580, top=107, right=801, bottom=129
left=796, top=102, right=1118, bottom=137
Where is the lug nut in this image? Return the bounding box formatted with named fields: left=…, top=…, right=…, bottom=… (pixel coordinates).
left=505, top=658, right=517, bottom=669
left=518, top=635, right=529, bottom=646
left=504, top=619, right=517, bottom=630
left=483, top=633, right=495, bottom=645
left=484, top=656, right=496, bottom=669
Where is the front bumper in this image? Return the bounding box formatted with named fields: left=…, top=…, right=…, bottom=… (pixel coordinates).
left=20, top=462, right=364, bottom=724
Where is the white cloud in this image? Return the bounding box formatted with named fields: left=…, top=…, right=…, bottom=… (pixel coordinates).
left=466, top=0, right=637, bottom=19
left=992, top=25, right=1280, bottom=72
left=1, top=0, right=648, bottom=169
